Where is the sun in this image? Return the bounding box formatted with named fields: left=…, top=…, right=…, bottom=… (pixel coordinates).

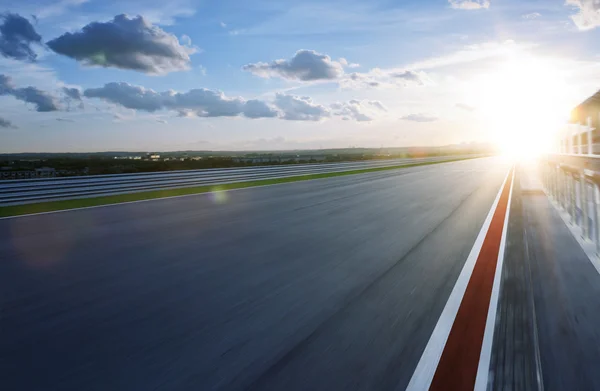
left=467, top=55, right=571, bottom=160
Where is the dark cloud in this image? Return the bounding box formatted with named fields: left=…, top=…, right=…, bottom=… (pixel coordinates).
left=0, top=116, right=17, bottom=128
left=274, top=93, right=330, bottom=121
left=0, top=74, right=61, bottom=111
left=243, top=50, right=344, bottom=81
left=400, top=113, right=438, bottom=122
left=62, top=87, right=82, bottom=101
left=0, top=13, right=42, bottom=61
left=84, top=82, right=278, bottom=119
left=62, top=86, right=84, bottom=110
left=0, top=73, right=14, bottom=93
left=47, top=14, right=196, bottom=74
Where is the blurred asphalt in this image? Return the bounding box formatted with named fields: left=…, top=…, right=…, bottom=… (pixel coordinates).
left=0, top=157, right=510, bottom=391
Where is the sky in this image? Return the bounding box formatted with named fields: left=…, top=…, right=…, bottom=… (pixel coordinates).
left=1, top=0, right=600, bottom=152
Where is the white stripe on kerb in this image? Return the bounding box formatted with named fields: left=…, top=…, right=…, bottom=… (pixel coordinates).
left=474, top=171, right=514, bottom=391
left=405, top=169, right=511, bottom=391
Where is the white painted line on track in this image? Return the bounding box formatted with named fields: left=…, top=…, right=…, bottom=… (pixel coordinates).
left=474, top=172, right=514, bottom=391
left=405, top=168, right=512, bottom=391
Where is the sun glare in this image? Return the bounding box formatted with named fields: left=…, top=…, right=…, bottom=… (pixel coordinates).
left=468, top=56, right=571, bottom=160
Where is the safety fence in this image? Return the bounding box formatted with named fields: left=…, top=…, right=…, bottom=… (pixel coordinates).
left=0, top=155, right=471, bottom=206
left=542, top=154, right=600, bottom=253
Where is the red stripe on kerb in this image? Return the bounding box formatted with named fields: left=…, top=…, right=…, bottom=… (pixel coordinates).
left=429, top=169, right=514, bottom=391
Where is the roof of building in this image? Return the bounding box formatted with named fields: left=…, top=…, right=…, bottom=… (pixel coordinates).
left=571, top=90, right=600, bottom=124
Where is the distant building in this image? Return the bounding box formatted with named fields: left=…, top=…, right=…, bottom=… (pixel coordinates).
left=1, top=167, right=56, bottom=180
left=36, top=167, right=56, bottom=177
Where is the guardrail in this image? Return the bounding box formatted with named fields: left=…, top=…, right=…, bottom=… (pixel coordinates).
left=541, top=153, right=600, bottom=253
left=0, top=155, right=471, bottom=206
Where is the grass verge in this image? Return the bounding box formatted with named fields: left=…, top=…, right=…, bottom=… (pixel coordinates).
left=0, top=157, right=474, bottom=218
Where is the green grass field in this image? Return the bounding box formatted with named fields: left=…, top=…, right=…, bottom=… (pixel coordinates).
left=0, top=157, right=474, bottom=218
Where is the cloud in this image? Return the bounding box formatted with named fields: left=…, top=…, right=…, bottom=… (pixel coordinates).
left=56, top=117, right=75, bottom=122
left=243, top=99, right=279, bottom=118
left=156, top=118, right=168, bottom=124
left=405, top=40, right=530, bottom=71
left=47, top=14, right=197, bottom=74
left=522, top=12, right=541, bottom=19
left=243, top=50, right=344, bottom=81
left=84, top=82, right=374, bottom=122
left=180, top=34, right=192, bottom=46
left=449, top=0, right=490, bottom=10
left=85, top=82, right=165, bottom=111
left=456, top=103, right=476, bottom=111
left=274, top=93, right=330, bottom=121
left=330, top=99, right=387, bottom=121
left=0, top=13, right=42, bottom=61
left=0, top=116, right=17, bottom=128
left=391, top=70, right=426, bottom=83
left=567, top=0, right=600, bottom=30
left=367, top=100, right=387, bottom=111
left=220, top=21, right=227, bottom=28
left=341, top=68, right=431, bottom=89
left=0, top=74, right=61, bottom=111
left=339, top=57, right=360, bottom=68
left=36, top=0, right=89, bottom=19
left=400, top=113, right=438, bottom=122
left=62, top=86, right=83, bottom=101
left=84, top=82, right=280, bottom=119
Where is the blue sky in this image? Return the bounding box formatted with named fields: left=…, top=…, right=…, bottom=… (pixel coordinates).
left=1, top=0, right=600, bottom=152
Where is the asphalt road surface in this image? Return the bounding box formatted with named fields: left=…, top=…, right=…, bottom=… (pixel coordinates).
left=0, top=157, right=510, bottom=391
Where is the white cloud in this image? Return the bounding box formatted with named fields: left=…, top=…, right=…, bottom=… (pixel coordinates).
left=273, top=93, right=330, bottom=121
left=220, top=21, right=227, bottom=28
left=243, top=99, right=279, bottom=119
left=180, top=34, right=192, bottom=46
left=522, top=12, right=541, bottom=19
left=456, top=103, right=476, bottom=111
left=84, top=82, right=376, bottom=122
left=405, top=40, right=532, bottom=71
left=339, top=57, right=360, bottom=68
left=35, top=0, right=89, bottom=19
left=567, top=0, right=600, bottom=30
left=243, top=50, right=344, bottom=81
left=330, top=99, right=387, bottom=121
left=449, top=0, right=490, bottom=10
left=340, top=68, right=431, bottom=89
left=400, top=113, right=438, bottom=122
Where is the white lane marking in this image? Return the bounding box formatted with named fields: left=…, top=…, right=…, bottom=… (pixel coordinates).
left=405, top=169, right=511, bottom=391
left=474, top=171, right=514, bottom=391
